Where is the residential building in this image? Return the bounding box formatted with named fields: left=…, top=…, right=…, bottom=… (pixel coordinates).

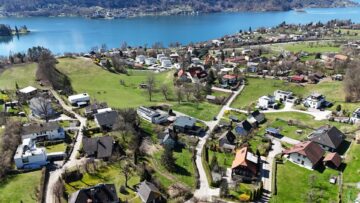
left=136, top=55, right=146, bottom=64
left=137, top=181, right=164, bottom=203
left=231, top=147, right=259, bottom=182
left=68, top=184, right=119, bottom=203
left=290, top=75, right=305, bottom=83
left=161, top=59, right=172, bottom=68
left=83, top=136, right=114, bottom=159
left=145, top=57, right=157, bottom=66
left=323, top=152, right=342, bottom=169
left=19, top=86, right=38, bottom=99
left=85, top=102, right=109, bottom=117
left=222, top=74, right=238, bottom=87
left=308, top=126, right=344, bottom=152
left=137, top=106, right=168, bottom=124
left=21, top=122, right=65, bottom=141
left=247, top=110, right=266, bottom=126
left=274, top=90, right=293, bottom=102
left=218, top=130, right=236, bottom=152
left=232, top=120, right=253, bottom=137
left=94, top=110, right=118, bottom=131
left=29, top=97, right=56, bottom=119
left=258, top=95, right=276, bottom=109
left=14, top=138, right=47, bottom=169
left=283, top=141, right=325, bottom=170
left=173, top=116, right=201, bottom=135
left=68, top=93, right=90, bottom=107
left=303, top=93, right=326, bottom=109
left=350, top=108, right=360, bottom=124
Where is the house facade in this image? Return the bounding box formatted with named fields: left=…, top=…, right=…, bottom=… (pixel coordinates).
left=283, top=141, right=325, bottom=170
left=274, top=90, right=293, bottom=102
left=258, top=95, right=276, bottom=109
left=21, top=122, right=65, bottom=141
left=68, top=93, right=90, bottom=106
left=14, top=138, right=47, bottom=169
left=350, top=108, right=360, bottom=124
left=303, top=93, right=326, bottom=109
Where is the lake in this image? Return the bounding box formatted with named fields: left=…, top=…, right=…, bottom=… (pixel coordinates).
left=1, top=6, right=360, bottom=55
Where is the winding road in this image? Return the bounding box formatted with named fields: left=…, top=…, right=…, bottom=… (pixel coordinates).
left=45, top=90, right=87, bottom=203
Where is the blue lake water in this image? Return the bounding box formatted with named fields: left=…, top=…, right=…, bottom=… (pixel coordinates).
left=1, top=6, right=360, bottom=55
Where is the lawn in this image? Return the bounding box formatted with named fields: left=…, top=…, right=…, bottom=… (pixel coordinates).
left=341, top=142, right=360, bottom=203
left=230, top=78, right=307, bottom=109
left=0, top=63, right=38, bottom=90
left=65, top=161, right=140, bottom=202
left=152, top=148, right=196, bottom=189
left=208, top=150, right=233, bottom=168
left=45, top=142, right=67, bottom=153
left=281, top=42, right=341, bottom=53
left=56, top=57, right=221, bottom=121
left=0, top=170, right=42, bottom=203
left=271, top=161, right=339, bottom=203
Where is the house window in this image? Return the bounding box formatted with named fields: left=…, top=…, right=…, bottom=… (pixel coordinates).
left=301, top=160, right=304, bottom=165
left=297, top=159, right=300, bottom=162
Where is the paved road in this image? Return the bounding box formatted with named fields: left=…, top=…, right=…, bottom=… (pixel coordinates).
left=45, top=90, right=87, bottom=203
left=192, top=85, right=245, bottom=201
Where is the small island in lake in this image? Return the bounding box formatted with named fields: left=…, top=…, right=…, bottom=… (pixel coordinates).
left=0, top=24, right=30, bottom=37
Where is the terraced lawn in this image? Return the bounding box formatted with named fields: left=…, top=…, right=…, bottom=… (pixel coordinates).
left=281, top=42, right=341, bottom=53
left=0, top=170, right=42, bottom=203
left=272, top=161, right=339, bottom=203
left=342, top=142, right=360, bottom=203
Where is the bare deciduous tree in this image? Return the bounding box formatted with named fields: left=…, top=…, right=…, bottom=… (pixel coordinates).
left=175, top=87, right=184, bottom=104
left=53, top=178, right=65, bottom=203
left=121, top=161, right=133, bottom=188
left=146, top=74, right=156, bottom=102
left=344, top=60, right=360, bottom=102
left=160, top=84, right=170, bottom=101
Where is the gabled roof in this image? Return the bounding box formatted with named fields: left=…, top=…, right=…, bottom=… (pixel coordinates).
left=21, top=122, right=60, bottom=135
left=233, top=120, right=252, bottom=136
left=231, top=147, right=258, bottom=175
left=219, top=130, right=236, bottom=147
left=283, top=141, right=325, bottom=165
left=323, top=152, right=342, bottom=168
left=249, top=110, right=265, bottom=123
left=83, top=136, right=114, bottom=159
left=309, top=126, right=344, bottom=149
left=137, top=181, right=162, bottom=203
left=94, top=111, right=118, bottom=127
left=68, top=184, right=118, bottom=203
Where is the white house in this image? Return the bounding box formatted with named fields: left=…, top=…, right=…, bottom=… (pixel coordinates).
left=157, top=54, right=166, bottom=61
left=274, top=90, right=293, bottom=102
left=283, top=141, right=325, bottom=170
left=21, top=122, right=65, bottom=141
left=303, top=93, right=326, bottom=109
left=68, top=93, right=90, bottom=106
left=19, top=86, right=38, bottom=98
left=137, top=106, right=168, bottom=124
left=14, top=138, right=47, bottom=169
left=350, top=108, right=360, bottom=124
left=258, top=96, right=276, bottom=109
left=161, top=59, right=172, bottom=68
left=145, top=57, right=157, bottom=66
left=136, top=55, right=146, bottom=64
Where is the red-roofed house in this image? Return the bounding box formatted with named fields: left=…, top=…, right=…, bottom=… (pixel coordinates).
left=283, top=141, right=325, bottom=170
left=290, top=75, right=305, bottom=83
left=231, top=147, right=259, bottom=182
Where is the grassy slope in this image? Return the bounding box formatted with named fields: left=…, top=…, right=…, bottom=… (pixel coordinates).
left=0, top=63, right=38, bottom=89
left=272, top=161, right=339, bottom=203
left=56, top=57, right=221, bottom=120
left=342, top=143, right=360, bottom=202
left=282, top=42, right=341, bottom=53
left=0, top=171, right=42, bottom=203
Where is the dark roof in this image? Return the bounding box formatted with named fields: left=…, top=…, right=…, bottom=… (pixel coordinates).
left=323, top=152, right=342, bottom=168
left=68, top=184, right=118, bottom=203
left=174, top=116, right=196, bottom=128
left=21, top=122, right=60, bottom=135
left=266, top=127, right=280, bottom=135
left=219, top=130, right=236, bottom=147
left=137, top=181, right=162, bottom=203
left=309, top=126, right=344, bottom=150
left=250, top=110, right=265, bottom=123
left=94, top=111, right=118, bottom=127
left=83, top=136, right=114, bottom=159
left=283, top=141, right=325, bottom=165
left=233, top=120, right=252, bottom=136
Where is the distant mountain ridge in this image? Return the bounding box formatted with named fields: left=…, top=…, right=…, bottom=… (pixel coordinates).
left=0, top=0, right=358, bottom=17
